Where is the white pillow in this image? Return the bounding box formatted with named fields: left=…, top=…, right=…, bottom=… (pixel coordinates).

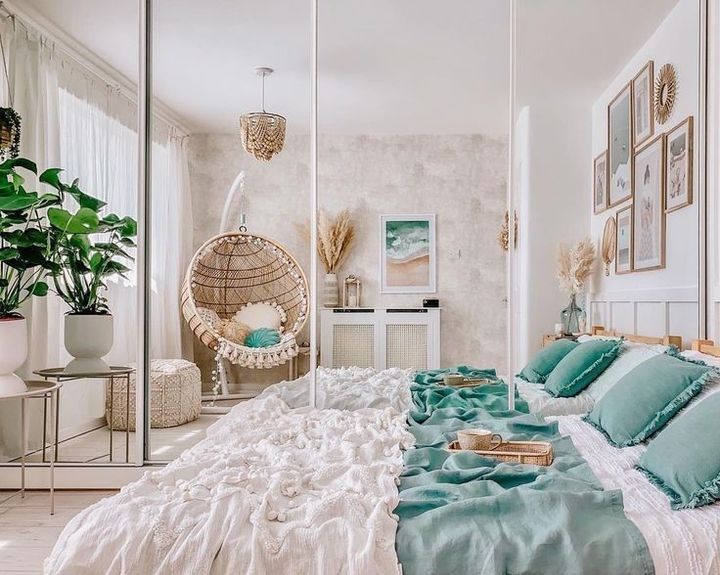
left=233, top=302, right=286, bottom=332
left=584, top=341, right=669, bottom=401
left=576, top=334, right=622, bottom=343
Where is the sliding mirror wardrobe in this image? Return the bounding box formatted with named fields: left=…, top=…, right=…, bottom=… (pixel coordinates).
left=147, top=0, right=313, bottom=461
left=314, top=0, right=511, bottom=389
left=512, top=0, right=706, bottom=366
left=0, top=0, right=143, bottom=479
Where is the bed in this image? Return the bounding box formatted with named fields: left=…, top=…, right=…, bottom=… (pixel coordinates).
left=44, top=342, right=720, bottom=575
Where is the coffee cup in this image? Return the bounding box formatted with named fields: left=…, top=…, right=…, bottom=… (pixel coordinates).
left=457, top=429, right=503, bottom=451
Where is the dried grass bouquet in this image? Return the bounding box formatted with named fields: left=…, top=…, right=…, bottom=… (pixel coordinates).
left=557, top=238, right=596, bottom=296
left=297, top=209, right=355, bottom=274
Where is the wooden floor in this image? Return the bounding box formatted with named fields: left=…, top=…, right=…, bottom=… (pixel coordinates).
left=0, top=490, right=117, bottom=574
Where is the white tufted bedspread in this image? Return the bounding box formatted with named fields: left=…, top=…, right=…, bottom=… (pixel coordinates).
left=44, top=368, right=415, bottom=575
left=556, top=415, right=720, bottom=575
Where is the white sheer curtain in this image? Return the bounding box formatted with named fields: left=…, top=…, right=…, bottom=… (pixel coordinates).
left=0, top=17, right=193, bottom=453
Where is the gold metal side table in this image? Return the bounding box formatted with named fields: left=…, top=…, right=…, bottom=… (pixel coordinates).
left=34, top=366, right=134, bottom=463
left=0, top=380, right=63, bottom=514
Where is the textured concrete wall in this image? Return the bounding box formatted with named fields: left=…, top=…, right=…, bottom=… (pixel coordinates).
left=187, top=133, right=508, bottom=386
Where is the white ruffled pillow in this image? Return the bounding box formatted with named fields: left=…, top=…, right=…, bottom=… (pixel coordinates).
left=233, top=302, right=286, bottom=332
left=584, top=340, right=669, bottom=401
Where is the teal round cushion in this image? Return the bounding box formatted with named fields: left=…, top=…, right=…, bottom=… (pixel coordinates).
left=244, top=328, right=281, bottom=348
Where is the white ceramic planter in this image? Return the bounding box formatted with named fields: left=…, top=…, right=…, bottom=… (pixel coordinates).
left=323, top=273, right=339, bottom=308
left=0, top=316, right=28, bottom=395
left=64, top=314, right=114, bottom=374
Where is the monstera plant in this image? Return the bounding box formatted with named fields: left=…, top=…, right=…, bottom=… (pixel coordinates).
left=40, top=169, right=138, bottom=373
left=0, top=158, right=62, bottom=392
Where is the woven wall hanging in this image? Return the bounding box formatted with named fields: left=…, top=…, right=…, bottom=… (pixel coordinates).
left=601, top=215, right=616, bottom=276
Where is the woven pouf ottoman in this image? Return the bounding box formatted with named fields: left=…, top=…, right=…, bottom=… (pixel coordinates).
left=105, top=359, right=201, bottom=431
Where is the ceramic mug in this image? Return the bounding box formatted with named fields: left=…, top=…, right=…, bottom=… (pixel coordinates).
left=457, top=429, right=503, bottom=451
left=443, top=373, right=465, bottom=386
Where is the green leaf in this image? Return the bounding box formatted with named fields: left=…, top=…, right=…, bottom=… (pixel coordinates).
left=0, top=192, right=40, bottom=212
left=0, top=158, right=37, bottom=174
left=0, top=278, right=8, bottom=288
left=0, top=247, right=20, bottom=261
left=66, top=179, right=106, bottom=212
left=39, top=168, right=65, bottom=191
left=2, top=228, right=47, bottom=248
left=31, top=282, right=49, bottom=296
left=48, top=207, right=100, bottom=234
left=89, top=252, right=104, bottom=273
left=119, top=217, right=138, bottom=238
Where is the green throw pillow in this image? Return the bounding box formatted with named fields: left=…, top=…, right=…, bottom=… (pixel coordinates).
left=585, top=353, right=713, bottom=447
left=544, top=339, right=622, bottom=398
left=637, top=391, right=720, bottom=509
left=518, top=339, right=578, bottom=383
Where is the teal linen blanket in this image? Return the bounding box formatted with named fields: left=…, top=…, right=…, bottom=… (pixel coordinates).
left=395, top=368, right=654, bottom=575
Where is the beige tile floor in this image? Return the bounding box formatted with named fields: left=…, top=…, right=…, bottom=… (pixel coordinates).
left=0, top=490, right=117, bottom=574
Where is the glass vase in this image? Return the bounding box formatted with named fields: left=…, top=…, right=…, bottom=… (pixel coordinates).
left=561, top=294, right=585, bottom=335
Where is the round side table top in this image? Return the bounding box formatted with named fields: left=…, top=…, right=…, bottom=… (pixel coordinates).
left=0, top=380, right=63, bottom=400
left=34, top=366, right=134, bottom=379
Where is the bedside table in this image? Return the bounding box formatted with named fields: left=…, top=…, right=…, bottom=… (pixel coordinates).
left=542, top=334, right=578, bottom=348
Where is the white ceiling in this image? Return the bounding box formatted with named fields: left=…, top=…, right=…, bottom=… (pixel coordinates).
left=21, top=0, right=679, bottom=136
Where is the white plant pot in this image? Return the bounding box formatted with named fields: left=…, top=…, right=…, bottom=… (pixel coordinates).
left=64, top=314, right=114, bottom=374
left=0, top=317, right=28, bottom=395
left=323, top=273, right=339, bottom=308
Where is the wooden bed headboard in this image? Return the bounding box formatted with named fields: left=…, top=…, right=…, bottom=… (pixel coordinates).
left=691, top=340, right=720, bottom=357
left=591, top=325, right=682, bottom=349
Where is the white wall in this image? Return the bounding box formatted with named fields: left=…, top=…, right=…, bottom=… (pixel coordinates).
left=589, top=0, right=700, bottom=345
left=515, top=101, right=593, bottom=364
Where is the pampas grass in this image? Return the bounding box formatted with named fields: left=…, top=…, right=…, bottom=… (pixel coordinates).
left=557, top=238, right=596, bottom=296
left=297, top=209, right=355, bottom=273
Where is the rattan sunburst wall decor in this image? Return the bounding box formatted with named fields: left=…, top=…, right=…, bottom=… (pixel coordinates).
left=601, top=215, right=616, bottom=276
left=654, top=63, right=677, bottom=125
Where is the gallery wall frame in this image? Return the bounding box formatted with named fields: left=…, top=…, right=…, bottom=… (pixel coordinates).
left=631, top=133, right=666, bottom=272
left=593, top=150, right=608, bottom=214
left=615, top=204, right=633, bottom=275
left=608, top=82, right=634, bottom=207
left=665, top=116, right=694, bottom=213
left=632, top=61, right=655, bottom=147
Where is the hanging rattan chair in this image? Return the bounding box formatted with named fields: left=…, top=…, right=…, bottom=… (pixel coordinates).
left=181, top=232, right=308, bottom=372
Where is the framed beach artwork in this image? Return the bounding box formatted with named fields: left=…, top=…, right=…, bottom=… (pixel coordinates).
left=615, top=205, right=632, bottom=274
left=608, top=83, right=633, bottom=207
left=593, top=150, right=608, bottom=214
left=380, top=214, right=436, bottom=293
left=665, top=116, right=693, bottom=213
left=632, top=134, right=666, bottom=272
left=632, top=61, right=654, bottom=147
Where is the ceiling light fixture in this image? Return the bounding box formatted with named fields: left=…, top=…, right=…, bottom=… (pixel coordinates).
left=239, top=67, right=286, bottom=161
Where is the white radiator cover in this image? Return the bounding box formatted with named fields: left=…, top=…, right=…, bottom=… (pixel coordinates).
left=320, top=308, right=440, bottom=370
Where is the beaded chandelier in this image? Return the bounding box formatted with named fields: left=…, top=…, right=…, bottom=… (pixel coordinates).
left=240, top=67, right=286, bottom=161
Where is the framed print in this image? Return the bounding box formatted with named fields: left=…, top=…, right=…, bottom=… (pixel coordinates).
left=632, top=61, right=654, bottom=146
left=665, top=116, right=694, bottom=213
left=593, top=150, right=608, bottom=214
left=608, top=83, right=633, bottom=207
left=632, top=134, right=666, bottom=272
left=380, top=214, right=436, bottom=293
left=615, top=205, right=632, bottom=274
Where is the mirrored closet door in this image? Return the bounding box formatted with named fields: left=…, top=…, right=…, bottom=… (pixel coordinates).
left=512, top=0, right=705, bottom=365
left=0, top=0, right=141, bottom=467
left=314, top=0, right=510, bottom=386
left=148, top=0, right=313, bottom=460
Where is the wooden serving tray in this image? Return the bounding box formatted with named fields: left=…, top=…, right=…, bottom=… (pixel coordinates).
left=441, top=377, right=495, bottom=388
left=447, top=439, right=554, bottom=466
